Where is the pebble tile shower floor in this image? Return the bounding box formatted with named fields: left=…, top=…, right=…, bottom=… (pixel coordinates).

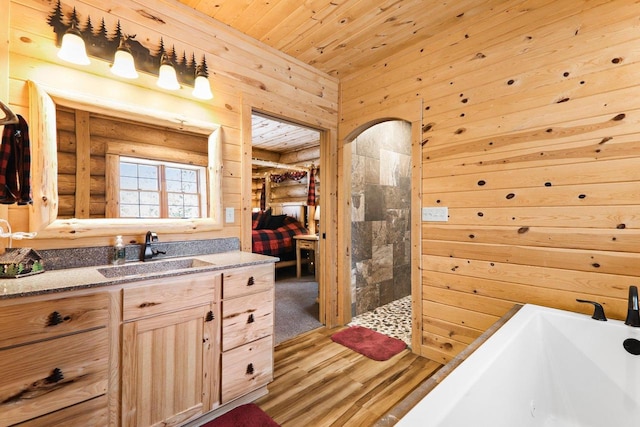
left=348, top=295, right=412, bottom=347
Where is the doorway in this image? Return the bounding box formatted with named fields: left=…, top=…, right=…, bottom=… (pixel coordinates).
left=349, top=120, right=412, bottom=341
left=249, top=111, right=325, bottom=344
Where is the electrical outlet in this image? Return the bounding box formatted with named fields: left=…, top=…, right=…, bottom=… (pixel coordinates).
left=225, top=207, right=234, bottom=223
left=422, top=207, right=448, bottom=222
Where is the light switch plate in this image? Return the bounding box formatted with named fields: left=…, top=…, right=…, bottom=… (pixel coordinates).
left=225, top=207, right=234, bottom=223
left=422, top=207, right=448, bottom=222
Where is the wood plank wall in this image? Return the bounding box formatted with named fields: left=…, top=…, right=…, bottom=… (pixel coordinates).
left=3, top=0, right=338, bottom=249
left=340, top=0, right=640, bottom=363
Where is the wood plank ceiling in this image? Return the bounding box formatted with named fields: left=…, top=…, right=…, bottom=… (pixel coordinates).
left=176, top=0, right=484, bottom=152
left=175, top=0, right=478, bottom=79
left=252, top=113, right=320, bottom=154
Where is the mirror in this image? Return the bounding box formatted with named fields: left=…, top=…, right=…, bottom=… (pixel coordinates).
left=28, top=80, right=223, bottom=239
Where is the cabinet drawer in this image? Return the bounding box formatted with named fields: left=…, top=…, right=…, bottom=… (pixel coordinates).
left=0, top=328, right=109, bottom=426
left=123, top=272, right=217, bottom=321
left=222, top=290, right=273, bottom=351
left=297, top=239, right=316, bottom=250
left=15, top=395, right=108, bottom=427
left=0, top=292, right=109, bottom=349
left=222, top=264, right=273, bottom=299
left=221, top=335, right=273, bottom=404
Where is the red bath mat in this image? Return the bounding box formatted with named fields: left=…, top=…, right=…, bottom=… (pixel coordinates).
left=201, top=403, right=280, bottom=427
left=331, top=326, right=407, bottom=361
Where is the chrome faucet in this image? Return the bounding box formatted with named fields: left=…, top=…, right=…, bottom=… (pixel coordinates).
left=143, top=231, right=166, bottom=261
left=625, top=285, right=640, bottom=327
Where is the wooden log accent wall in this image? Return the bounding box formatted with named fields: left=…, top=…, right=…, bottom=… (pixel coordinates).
left=340, top=0, right=640, bottom=363
left=3, top=0, right=337, bottom=249
left=251, top=145, right=321, bottom=209
left=56, top=106, right=208, bottom=219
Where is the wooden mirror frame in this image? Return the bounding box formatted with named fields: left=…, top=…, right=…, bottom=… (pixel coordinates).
left=28, top=81, right=223, bottom=240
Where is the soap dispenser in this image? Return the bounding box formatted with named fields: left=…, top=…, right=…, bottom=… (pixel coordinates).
left=113, top=235, right=126, bottom=265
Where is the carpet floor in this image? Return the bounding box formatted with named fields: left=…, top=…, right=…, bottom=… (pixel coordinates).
left=274, top=268, right=322, bottom=345
left=274, top=267, right=412, bottom=348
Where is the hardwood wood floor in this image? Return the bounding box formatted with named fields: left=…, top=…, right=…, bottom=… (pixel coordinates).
left=256, top=326, right=442, bottom=426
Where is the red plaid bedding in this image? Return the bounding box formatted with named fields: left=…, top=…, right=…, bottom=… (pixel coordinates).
left=252, top=216, right=307, bottom=256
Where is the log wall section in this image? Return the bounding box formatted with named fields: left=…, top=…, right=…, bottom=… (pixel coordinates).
left=56, top=107, right=209, bottom=219
left=340, top=0, right=640, bottom=363
left=2, top=0, right=338, bottom=249
left=251, top=146, right=321, bottom=209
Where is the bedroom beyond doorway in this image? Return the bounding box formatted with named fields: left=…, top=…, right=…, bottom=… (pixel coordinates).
left=250, top=111, right=325, bottom=335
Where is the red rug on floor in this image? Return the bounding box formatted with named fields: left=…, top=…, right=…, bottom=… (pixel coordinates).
left=331, top=326, right=407, bottom=361
left=201, top=403, right=280, bottom=427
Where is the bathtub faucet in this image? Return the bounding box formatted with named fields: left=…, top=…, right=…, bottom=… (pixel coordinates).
left=625, top=285, right=640, bottom=327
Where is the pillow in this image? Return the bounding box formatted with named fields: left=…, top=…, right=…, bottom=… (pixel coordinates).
left=252, top=211, right=263, bottom=229
left=256, top=208, right=272, bottom=229
left=266, top=214, right=287, bottom=229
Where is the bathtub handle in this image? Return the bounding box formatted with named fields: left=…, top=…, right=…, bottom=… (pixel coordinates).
left=576, top=299, right=607, bottom=321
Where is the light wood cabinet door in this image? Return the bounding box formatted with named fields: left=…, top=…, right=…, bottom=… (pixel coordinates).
left=121, top=303, right=218, bottom=427
left=0, top=292, right=108, bottom=349
left=122, top=273, right=217, bottom=321
left=222, top=264, right=273, bottom=299
left=221, top=335, right=273, bottom=404
left=0, top=328, right=109, bottom=426
left=221, top=290, right=274, bottom=351
left=15, top=395, right=109, bottom=427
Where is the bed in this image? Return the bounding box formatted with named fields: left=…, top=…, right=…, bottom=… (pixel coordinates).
left=252, top=209, right=308, bottom=267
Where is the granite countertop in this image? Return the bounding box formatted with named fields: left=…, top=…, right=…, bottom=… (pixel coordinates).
left=0, top=251, right=277, bottom=300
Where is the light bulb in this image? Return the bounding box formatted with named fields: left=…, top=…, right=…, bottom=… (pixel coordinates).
left=157, top=57, right=180, bottom=90
left=111, top=48, right=138, bottom=79
left=57, top=27, right=90, bottom=65
left=192, top=74, right=213, bottom=100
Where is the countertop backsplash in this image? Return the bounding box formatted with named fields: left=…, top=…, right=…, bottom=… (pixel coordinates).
left=37, top=237, right=241, bottom=270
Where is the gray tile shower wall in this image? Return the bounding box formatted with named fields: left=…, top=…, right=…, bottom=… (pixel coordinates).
left=351, top=121, right=412, bottom=316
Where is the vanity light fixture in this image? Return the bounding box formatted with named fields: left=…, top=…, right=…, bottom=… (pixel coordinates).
left=56, top=11, right=90, bottom=65
left=110, top=36, right=138, bottom=79
left=157, top=53, right=181, bottom=90
left=48, top=1, right=213, bottom=100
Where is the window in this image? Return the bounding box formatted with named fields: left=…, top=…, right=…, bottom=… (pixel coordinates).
left=119, top=157, right=207, bottom=219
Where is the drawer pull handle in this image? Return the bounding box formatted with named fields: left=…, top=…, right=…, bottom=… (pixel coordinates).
left=46, top=368, right=64, bottom=384
left=47, top=311, right=64, bottom=327
left=247, top=276, right=255, bottom=286
left=246, top=363, right=254, bottom=375
left=247, top=314, right=255, bottom=323
left=206, top=311, right=215, bottom=322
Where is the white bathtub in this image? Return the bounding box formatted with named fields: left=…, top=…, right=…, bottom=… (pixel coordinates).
left=397, top=304, right=640, bottom=427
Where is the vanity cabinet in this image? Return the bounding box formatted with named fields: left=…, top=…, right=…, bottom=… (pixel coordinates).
left=220, top=264, right=274, bottom=404
left=0, top=257, right=275, bottom=427
left=120, top=273, right=219, bottom=427
left=0, top=293, right=110, bottom=426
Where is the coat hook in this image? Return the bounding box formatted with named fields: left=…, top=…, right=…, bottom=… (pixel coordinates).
left=0, top=101, right=18, bottom=125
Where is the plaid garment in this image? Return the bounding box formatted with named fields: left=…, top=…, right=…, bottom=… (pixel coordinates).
left=252, top=216, right=307, bottom=256
left=307, top=166, right=316, bottom=206
left=0, top=115, right=32, bottom=205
